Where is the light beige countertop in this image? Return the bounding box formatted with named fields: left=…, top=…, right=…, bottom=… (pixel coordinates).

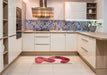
left=22, top=30, right=107, bottom=40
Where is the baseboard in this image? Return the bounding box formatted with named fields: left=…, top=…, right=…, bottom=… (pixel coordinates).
left=96, top=68, right=107, bottom=74
left=0, top=52, right=22, bottom=75
left=78, top=53, right=96, bottom=73
left=21, top=51, right=78, bottom=56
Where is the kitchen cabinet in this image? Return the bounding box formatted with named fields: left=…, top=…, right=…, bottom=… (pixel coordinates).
left=16, top=38, right=22, bottom=54
left=35, top=33, right=50, bottom=51
left=0, top=0, right=3, bottom=38
left=0, top=40, right=3, bottom=73
left=65, top=2, right=86, bottom=19
left=66, top=34, right=77, bottom=51
left=22, top=33, right=35, bottom=51
left=8, top=36, right=17, bottom=64
left=51, top=33, right=66, bottom=51
left=8, top=0, right=16, bottom=36
left=78, top=34, right=96, bottom=68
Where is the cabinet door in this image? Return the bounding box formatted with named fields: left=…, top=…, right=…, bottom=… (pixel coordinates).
left=16, top=38, right=22, bottom=54
left=8, top=0, right=16, bottom=36
left=8, top=36, right=17, bottom=64
left=22, top=33, right=35, bottom=51
left=66, top=34, right=77, bottom=51
left=51, top=33, right=66, bottom=51
left=0, top=40, right=3, bottom=72
left=65, top=2, right=86, bottom=19
left=0, top=0, right=3, bottom=38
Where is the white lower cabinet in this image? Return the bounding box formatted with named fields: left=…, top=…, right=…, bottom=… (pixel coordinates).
left=8, top=36, right=17, bottom=64
left=51, top=33, right=66, bottom=51
left=16, top=38, right=22, bottom=54
left=66, top=34, right=77, bottom=51
left=78, top=35, right=96, bottom=68
left=0, top=40, right=3, bottom=73
left=35, top=33, right=50, bottom=51
left=22, top=33, right=35, bottom=51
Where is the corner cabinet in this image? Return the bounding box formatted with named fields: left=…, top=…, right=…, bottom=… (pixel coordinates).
left=51, top=33, right=66, bottom=51
left=65, top=2, right=86, bottom=19
left=78, top=34, right=96, bottom=68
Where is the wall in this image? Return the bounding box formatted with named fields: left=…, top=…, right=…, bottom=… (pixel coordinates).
left=95, top=0, right=104, bottom=20
left=104, top=0, right=107, bottom=33
left=16, top=0, right=23, bottom=8
left=94, top=0, right=104, bottom=32
left=23, top=0, right=94, bottom=20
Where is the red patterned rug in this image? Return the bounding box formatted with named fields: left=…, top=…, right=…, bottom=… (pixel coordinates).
left=35, top=56, right=72, bottom=64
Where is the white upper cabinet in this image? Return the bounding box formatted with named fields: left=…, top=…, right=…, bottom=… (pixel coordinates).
left=22, top=33, right=35, bottom=51
left=51, top=33, right=66, bottom=51
left=66, top=34, right=77, bottom=51
left=0, top=0, right=3, bottom=38
left=8, top=0, right=16, bottom=36
left=65, top=2, right=86, bottom=20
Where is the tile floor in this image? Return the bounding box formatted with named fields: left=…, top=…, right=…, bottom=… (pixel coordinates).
left=2, top=55, right=96, bottom=75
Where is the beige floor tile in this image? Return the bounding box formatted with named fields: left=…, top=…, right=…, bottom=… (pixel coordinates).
left=2, top=56, right=96, bottom=75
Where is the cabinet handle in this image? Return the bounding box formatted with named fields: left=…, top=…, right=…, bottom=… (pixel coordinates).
left=36, top=43, right=49, bottom=45
left=35, top=36, right=49, bottom=38
left=9, top=34, right=16, bottom=37
left=81, top=38, right=88, bottom=42
left=81, top=47, right=88, bottom=52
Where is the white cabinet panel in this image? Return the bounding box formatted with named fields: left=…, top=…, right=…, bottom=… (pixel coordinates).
left=66, top=34, right=77, bottom=51
left=65, top=2, right=86, bottom=19
left=8, top=0, right=16, bottom=36
left=78, top=34, right=96, bottom=68
left=0, top=0, right=3, bottom=38
left=51, top=33, right=66, bottom=51
left=8, top=36, right=17, bottom=64
left=16, top=38, right=22, bottom=54
left=0, top=52, right=3, bottom=73
left=0, top=40, right=3, bottom=72
left=35, top=37, right=50, bottom=44
left=22, top=33, right=35, bottom=51
left=35, top=45, right=50, bottom=51
left=35, top=33, right=51, bottom=51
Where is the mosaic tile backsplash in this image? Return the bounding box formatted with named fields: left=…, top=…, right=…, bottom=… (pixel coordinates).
left=25, top=20, right=90, bottom=31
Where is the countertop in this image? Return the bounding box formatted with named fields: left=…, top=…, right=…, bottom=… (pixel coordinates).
left=22, top=31, right=107, bottom=40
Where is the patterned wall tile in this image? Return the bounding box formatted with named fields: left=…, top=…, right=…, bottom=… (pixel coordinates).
left=25, top=20, right=90, bottom=31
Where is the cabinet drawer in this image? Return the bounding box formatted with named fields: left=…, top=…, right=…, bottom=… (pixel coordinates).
left=35, top=37, right=50, bottom=44
left=35, top=33, right=50, bottom=37
left=78, top=34, right=96, bottom=68
left=35, top=45, right=50, bottom=51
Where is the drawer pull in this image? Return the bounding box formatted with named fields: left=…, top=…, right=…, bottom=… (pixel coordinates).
left=81, top=38, right=88, bottom=42
left=36, top=43, right=49, bottom=45
left=35, top=36, right=49, bottom=38
left=81, top=47, right=88, bottom=52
